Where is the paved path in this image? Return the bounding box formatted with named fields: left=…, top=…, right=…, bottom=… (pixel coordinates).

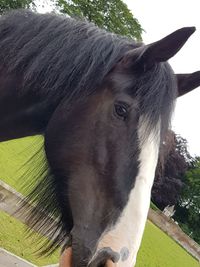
left=0, top=248, right=36, bottom=267
left=0, top=248, right=59, bottom=267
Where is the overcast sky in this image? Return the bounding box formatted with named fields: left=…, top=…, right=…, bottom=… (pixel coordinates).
left=125, top=0, right=200, bottom=156
left=38, top=0, right=200, bottom=156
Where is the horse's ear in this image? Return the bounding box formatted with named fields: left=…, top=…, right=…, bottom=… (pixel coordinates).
left=176, top=71, right=200, bottom=97
left=141, top=27, right=196, bottom=67
left=121, top=27, right=196, bottom=70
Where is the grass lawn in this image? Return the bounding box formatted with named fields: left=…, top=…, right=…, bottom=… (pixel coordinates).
left=1, top=210, right=199, bottom=267
left=0, top=136, right=45, bottom=194
left=0, top=211, right=59, bottom=266
left=136, top=221, right=199, bottom=267
left=0, top=137, right=200, bottom=266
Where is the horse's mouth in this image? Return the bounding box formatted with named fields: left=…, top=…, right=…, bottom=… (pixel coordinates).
left=59, top=247, right=117, bottom=267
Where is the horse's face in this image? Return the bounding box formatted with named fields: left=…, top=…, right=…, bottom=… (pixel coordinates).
left=62, top=76, right=161, bottom=267
left=47, top=64, right=173, bottom=267
left=45, top=27, right=200, bottom=267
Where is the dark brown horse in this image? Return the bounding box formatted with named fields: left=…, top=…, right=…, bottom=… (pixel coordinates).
left=0, top=9, right=200, bottom=267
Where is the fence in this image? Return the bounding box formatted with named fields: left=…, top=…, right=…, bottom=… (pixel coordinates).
left=148, top=208, right=200, bottom=261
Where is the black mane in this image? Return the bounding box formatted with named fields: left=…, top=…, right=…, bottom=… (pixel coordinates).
left=0, top=9, right=140, bottom=103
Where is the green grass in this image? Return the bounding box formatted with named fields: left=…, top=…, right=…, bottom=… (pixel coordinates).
left=136, top=221, right=199, bottom=267
left=0, top=137, right=200, bottom=266
left=1, top=210, right=199, bottom=267
left=0, top=211, right=59, bottom=266
left=0, top=136, right=45, bottom=194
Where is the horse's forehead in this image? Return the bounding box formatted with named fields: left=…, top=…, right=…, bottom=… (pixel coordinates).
left=108, top=63, right=169, bottom=98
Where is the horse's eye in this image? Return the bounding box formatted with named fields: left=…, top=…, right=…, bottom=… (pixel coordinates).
left=114, top=103, right=128, bottom=120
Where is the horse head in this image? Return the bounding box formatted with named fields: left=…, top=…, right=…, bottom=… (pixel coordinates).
left=44, top=27, right=200, bottom=266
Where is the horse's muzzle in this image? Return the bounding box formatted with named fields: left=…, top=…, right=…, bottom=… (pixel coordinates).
left=59, top=247, right=118, bottom=267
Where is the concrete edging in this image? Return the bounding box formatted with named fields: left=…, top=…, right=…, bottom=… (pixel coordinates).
left=0, top=248, right=36, bottom=267
left=0, top=180, right=57, bottom=240
left=148, top=208, right=200, bottom=261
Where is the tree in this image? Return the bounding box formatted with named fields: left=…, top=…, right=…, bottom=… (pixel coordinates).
left=0, top=0, right=34, bottom=14
left=152, top=130, right=193, bottom=210
left=181, top=158, right=200, bottom=211
left=56, top=0, right=142, bottom=40
left=174, top=157, right=200, bottom=243
left=0, top=0, right=142, bottom=40
left=151, top=130, right=200, bottom=243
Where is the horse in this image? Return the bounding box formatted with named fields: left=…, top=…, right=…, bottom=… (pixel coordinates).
left=0, top=9, right=200, bottom=267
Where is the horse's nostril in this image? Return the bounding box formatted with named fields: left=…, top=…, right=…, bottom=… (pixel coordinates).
left=88, top=247, right=119, bottom=267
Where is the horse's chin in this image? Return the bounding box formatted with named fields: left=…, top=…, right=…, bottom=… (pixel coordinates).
left=59, top=247, right=117, bottom=267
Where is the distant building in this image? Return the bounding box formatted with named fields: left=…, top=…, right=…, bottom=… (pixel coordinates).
left=163, top=205, right=175, bottom=218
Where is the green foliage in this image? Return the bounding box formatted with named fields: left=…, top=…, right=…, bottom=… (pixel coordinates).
left=56, top=0, right=142, bottom=40
left=0, top=0, right=142, bottom=39
left=0, top=0, right=34, bottom=14
left=174, top=157, right=200, bottom=244
left=182, top=158, right=200, bottom=211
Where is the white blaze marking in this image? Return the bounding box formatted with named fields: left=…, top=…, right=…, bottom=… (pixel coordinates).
left=96, top=118, right=160, bottom=267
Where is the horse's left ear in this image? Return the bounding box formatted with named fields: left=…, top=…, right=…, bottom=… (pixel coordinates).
left=120, top=27, right=196, bottom=70
left=141, top=27, right=196, bottom=68
left=176, top=71, right=200, bottom=97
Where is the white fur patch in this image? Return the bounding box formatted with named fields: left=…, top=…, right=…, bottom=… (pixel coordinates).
left=95, top=118, right=160, bottom=267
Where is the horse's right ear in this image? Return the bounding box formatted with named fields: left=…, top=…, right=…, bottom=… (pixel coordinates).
left=120, top=27, right=196, bottom=71
left=176, top=71, right=200, bottom=97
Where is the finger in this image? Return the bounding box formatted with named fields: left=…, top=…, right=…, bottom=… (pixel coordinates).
left=59, top=247, right=72, bottom=267
left=105, top=259, right=117, bottom=267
